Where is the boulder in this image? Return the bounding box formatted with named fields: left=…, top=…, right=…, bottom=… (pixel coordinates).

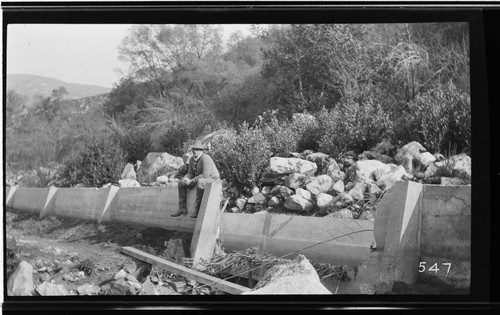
left=109, top=278, right=139, bottom=295
left=446, top=153, right=471, bottom=178
left=278, top=186, right=294, bottom=199
left=366, top=181, right=381, bottom=195
left=326, top=193, right=354, bottom=211
left=332, top=180, right=344, bottom=194
left=121, top=257, right=152, bottom=282
left=394, top=141, right=435, bottom=175
left=261, top=186, right=272, bottom=195
left=77, top=284, right=100, bottom=295
left=316, top=193, right=335, bottom=211
left=7, top=261, right=34, bottom=296
left=118, top=179, right=141, bottom=187
left=114, top=269, right=127, bottom=280
left=121, top=163, right=137, bottom=180
left=305, top=175, right=334, bottom=195
left=236, top=198, right=247, bottom=210
left=269, top=157, right=318, bottom=176
left=353, top=160, right=392, bottom=182
left=156, top=175, right=169, bottom=185
left=305, top=152, right=330, bottom=174
left=358, top=151, right=394, bottom=164
left=36, top=282, right=69, bottom=296
left=248, top=193, right=266, bottom=205
left=327, top=209, right=354, bottom=219
left=377, top=165, right=408, bottom=190
left=136, top=152, right=184, bottom=183
left=284, top=195, right=313, bottom=212
left=295, top=188, right=312, bottom=201
left=242, top=254, right=331, bottom=294
left=284, top=173, right=307, bottom=189
left=325, top=160, right=344, bottom=182
left=251, top=186, right=260, bottom=196
left=348, top=182, right=367, bottom=200
left=268, top=196, right=281, bottom=207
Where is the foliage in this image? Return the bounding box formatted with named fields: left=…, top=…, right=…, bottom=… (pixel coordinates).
left=210, top=123, right=272, bottom=190
left=121, top=128, right=152, bottom=163
left=55, top=136, right=126, bottom=187
left=259, top=110, right=299, bottom=157
left=316, top=96, right=392, bottom=158
left=392, top=81, right=470, bottom=153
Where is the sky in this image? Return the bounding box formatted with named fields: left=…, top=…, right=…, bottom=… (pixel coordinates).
left=6, top=24, right=253, bottom=89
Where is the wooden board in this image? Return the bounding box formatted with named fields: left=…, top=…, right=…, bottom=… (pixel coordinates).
left=121, top=246, right=250, bottom=295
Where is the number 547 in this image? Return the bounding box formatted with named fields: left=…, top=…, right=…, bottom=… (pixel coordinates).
left=418, top=262, right=452, bottom=274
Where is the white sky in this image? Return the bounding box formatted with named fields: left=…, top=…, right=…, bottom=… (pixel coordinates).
left=6, top=24, right=253, bottom=88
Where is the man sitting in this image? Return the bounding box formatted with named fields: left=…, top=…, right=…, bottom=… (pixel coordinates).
left=171, top=140, right=220, bottom=218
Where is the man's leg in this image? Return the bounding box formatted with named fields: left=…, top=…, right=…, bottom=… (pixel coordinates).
left=191, top=178, right=210, bottom=218
left=171, top=181, right=188, bottom=217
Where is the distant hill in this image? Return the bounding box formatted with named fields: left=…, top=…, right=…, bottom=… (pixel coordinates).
left=7, top=74, right=111, bottom=106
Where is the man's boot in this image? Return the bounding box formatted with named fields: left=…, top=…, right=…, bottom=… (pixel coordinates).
left=171, top=206, right=187, bottom=217
left=190, top=198, right=202, bottom=218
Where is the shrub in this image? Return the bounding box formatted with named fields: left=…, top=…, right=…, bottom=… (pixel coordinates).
left=211, top=123, right=272, bottom=190
left=290, top=112, right=321, bottom=152
left=316, top=97, right=392, bottom=158
left=55, top=136, right=126, bottom=187
left=260, top=110, right=299, bottom=157
left=122, top=128, right=151, bottom=162
left=392, top=82, right=471, bottom=154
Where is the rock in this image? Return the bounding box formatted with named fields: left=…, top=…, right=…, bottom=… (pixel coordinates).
left=156, top=175, right=169, bottom=185
left=358, top=151, right=394, bottom=164
left=251, top=186, right=260, bottom=196
left=242, top=254, right=331, bottom=294
left=316, top=193, right=335, bottom=211
left=305, top=175, right=334, bottom=195
left=284, top=173, right=307, bottom=189
left=434, top=153, right=445, bottom=161
left=332, top=180, right=344, bottom=194
left=305, top=152, right=330, bottom=174
left=284, top=195, right=313, bottom=212
left=121, top=163, right=137, bottom=180
left=268, top=196, right=281, bottom=207
left=114, top=269, right=127, bottom=280
left=440, top=177, right=463, bottom=186
left=236, top=198, right=247, bottom=210
left=446, top=153, right=471, bottom=178
left=109, top=278, right=139, bottom=295
left=377, top=165, right=409, bottom=190
left=248, top=193, right=266, bottom=205
left=295, top=188, right=312, bottom=201
left=348, top=182, right=367, bottom=200
left=77, top=284, right=100, bottom=295
left=163, top=238, right=186, bottom=265
left=118, top=179, right=141, bottom=187
left=261, top=186, right=272, bottom=195
left=7, top=261, right=34, bottom=296
left=229, top=206, right=240, bottom=213
left=269, top=157, right=318, bottom=176
left=136, top=152, right=184, bottom=183
left=327, top=209, right=353, bottom=219
left=156, top=285, right=180, bottom=295
left=278, top=186, right=294, bottom=199
left=270, top=185, right=283, bottom=196
left=36, top=282, right=69, bottom=296
left=359, top=210, right=375, bottom=221
left=394, top=141, right=434, bottom=175
left=326, top=193, right=354, bottom=211
left=360, top=283, right=376, bottom=294
left=353, top=160, right=392, bottom=182
left=366, top=181, right=381, bottom=195
left=139, top=278, right=157, bottom=295
left=325, top=160, right=345, bottom=182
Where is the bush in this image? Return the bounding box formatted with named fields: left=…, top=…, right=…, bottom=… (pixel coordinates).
left=392, top=82, right=471, bottom=154
left=316, top=97, right=392, bottom=158
left=211, top=123, right=272, bottom=190
left=290, top=112, right=321, bottom=152
left=122, top=128, right=151, bottom=163
left=55, top=136, right=126, bottom=187
left=260, top=110, right=299, bottom=157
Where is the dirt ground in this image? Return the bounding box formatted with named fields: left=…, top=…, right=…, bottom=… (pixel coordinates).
left=4, top=209, right=203, bottom=295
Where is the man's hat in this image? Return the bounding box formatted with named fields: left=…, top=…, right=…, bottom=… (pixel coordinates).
left=191, top=140, right=206, bottom=150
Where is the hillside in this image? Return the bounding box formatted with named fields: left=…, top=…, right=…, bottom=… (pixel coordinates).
left=7, top=74, right=111, bottom=106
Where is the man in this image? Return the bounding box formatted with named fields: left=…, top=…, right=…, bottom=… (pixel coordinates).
left=171, top=140, right=220, bottom=218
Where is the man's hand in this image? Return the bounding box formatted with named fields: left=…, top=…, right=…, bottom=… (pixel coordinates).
left=181, top=178, right=192, bottom=186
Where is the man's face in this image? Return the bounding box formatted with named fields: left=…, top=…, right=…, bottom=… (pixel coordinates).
left=192, top=148, right=203, bottom=158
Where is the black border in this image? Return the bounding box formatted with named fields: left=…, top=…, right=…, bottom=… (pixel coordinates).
left=2, top=2, right=497, bottom=312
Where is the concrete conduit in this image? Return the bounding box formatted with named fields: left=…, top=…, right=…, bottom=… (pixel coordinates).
left=4, top=180, right=471, bottom=284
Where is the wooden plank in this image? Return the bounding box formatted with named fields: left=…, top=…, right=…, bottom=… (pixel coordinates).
left=121, top=246, right=250, bottom=295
